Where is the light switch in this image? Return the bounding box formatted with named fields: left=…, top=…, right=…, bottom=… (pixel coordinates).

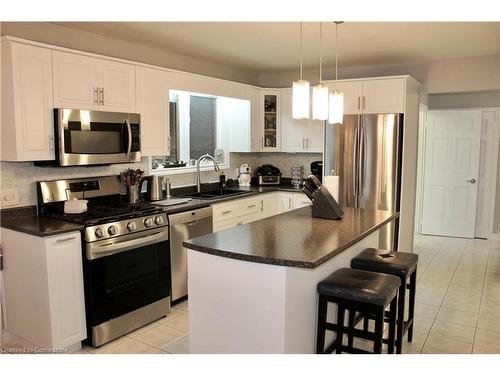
left=1, top=188, right=19, bottom=207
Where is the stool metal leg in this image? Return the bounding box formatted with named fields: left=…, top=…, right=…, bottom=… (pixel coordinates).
left=396, top=282, right=406, bottom=354
left=348, top=309, right=355, bottom=349
left=336, top=305, right=345, bottom=354
left=408, top=268, right=417, bottom=342
left=316, top=295, right=328, bottom=354
left=387, top=296, right=397, bottom=354
left=363, top=316, right=369, bottom=332
left=374, top=307, right=384, bottom=354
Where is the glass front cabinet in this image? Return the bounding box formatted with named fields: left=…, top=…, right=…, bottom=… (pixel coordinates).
left=259, top=90, right=281, bottom=152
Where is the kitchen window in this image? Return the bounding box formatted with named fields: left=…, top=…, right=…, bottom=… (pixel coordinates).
left=151, top=90, right=249, bottom=174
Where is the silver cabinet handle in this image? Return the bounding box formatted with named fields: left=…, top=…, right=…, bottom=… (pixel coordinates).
left=260, top=200, right=264, bottom=212
left=49, top=135, right=54, bottom=151
left=357, top=97, right=360, bottom=110
left=236, top=221, right=243, bottom=226
left=288, top=197, right=292, bottom=210
left=307, top=138, right=310, bottom=149
left=98, top=87, right=104, bottom=105
left=262, top=137, right=264, bottom=149
left=247, top=204, right=256, bottom=208
left=362, top=96, right=366, bottom=110
left=222, top=210, right=232, bottom=215
left=302, top=138, right=305, bottom=149
left=467, top=178, right=477, bottom=184
left=56, top=236, right=76, bottom=243
left=94, top=87, right=99, bottom=105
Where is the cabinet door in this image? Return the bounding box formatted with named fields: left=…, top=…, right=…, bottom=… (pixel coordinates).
left=362, top=78, right=405, bottom=114
left=45, top=233, right=86, bottom=348
left=293, top=192, right=312, bottom=209
left=261, top=90, right=281, bottom=152
left=262, top=193, right=277, bottom=217
left=250, top=88, right=262, bottom=151
left=6, top=42, right=55, bottom=161
left=136, top=67, right=170, bottom=156
left=281, top=88, right=309, bottom=153
left=98, top=60, right=136, bottom=112
left=328, top=81, right=363, bottom=115
left=305, top=120, right=324, bottom=152
left=52, top=51, right=99, bottom=110
left=276, top=192, right=294, bottom=214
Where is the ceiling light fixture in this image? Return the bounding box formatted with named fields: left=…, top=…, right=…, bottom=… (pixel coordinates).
left=328, top=21, right=344, bottom=125
left=292, top=22, right=310, bottom=120
left=312, top=22, right=329, bottom=121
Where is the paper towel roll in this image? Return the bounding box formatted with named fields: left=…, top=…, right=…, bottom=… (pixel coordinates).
left=324, top=176, right=340, bottom=202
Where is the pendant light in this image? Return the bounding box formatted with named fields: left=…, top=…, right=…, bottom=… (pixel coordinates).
left=328, top=21, right=344, bottom=125
left=292, top=22, right=310, bottom=119
left=312, top=22, right=329, bottom=121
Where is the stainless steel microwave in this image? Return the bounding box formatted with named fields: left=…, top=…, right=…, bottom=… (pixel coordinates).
left=41, top=109, right=141, bottom=167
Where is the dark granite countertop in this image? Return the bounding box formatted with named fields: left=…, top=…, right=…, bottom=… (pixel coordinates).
left=1, top=215, right=83, bottom=237
left=0, top=182, right=306, bottom=237
left=184, top=207, right=399, bottom=269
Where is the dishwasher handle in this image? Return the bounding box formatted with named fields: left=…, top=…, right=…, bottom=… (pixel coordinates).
left=168, top=206, right=213, bottom=225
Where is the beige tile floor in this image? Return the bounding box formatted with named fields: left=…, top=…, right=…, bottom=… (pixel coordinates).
left=77, top=233, right=500, bottom=354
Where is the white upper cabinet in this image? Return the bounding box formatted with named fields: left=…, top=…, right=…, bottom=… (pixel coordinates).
left=1, top=41, right=55, bottom=161
left=325, top=78, right=406, bottom=115
left=361, top=78, right=405, bottom=114
left=330, top=81, right=363, bottom=115
left=281, top=88, right=323, bottom=153
left=136, top=66, right=170, bottom=157
left=52, top=51, right=99, bottom=110
left=53, top=50, right=136, bottom=112
left=281, top=88, right=308, bottom=152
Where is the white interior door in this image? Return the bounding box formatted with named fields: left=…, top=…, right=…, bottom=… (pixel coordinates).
left=421, top=110, right=482, bottom=238
left=475, top=109, right=499, bottom=238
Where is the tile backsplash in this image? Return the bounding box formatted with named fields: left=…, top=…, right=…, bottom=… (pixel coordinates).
left=0, top=152, right=321, bottom=208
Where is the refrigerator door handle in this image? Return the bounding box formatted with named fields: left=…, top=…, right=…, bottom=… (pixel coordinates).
left=353, top=126, right=359, bottom=206
left=359, top=121, right=365, bottom=202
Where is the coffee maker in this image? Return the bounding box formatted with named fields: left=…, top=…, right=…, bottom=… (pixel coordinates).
left=310, top=161, right=323, bottom=183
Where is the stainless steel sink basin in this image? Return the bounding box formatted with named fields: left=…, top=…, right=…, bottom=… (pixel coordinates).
left=175, top=189, right=251, bottom=200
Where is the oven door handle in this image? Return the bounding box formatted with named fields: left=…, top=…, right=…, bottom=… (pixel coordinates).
left=125, top=119, right=132, bottom=160
left=86, top=228, right=168, bottom=260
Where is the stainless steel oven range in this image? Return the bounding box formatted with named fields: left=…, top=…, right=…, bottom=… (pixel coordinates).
left=37, top=175, right=170, bottom=347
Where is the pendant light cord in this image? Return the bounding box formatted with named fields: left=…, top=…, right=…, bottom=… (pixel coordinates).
left=335, top=22, right=338, bottom=86
left=319, top=22, right=322, bottom=84
left=299, top=22, right=303, bottom=80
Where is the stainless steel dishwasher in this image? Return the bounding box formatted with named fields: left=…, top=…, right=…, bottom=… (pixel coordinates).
left=168, top=206, right=213, bottom=303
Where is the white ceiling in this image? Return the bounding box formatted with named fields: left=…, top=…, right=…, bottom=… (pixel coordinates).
left=53, top=22, right=500, bottom=72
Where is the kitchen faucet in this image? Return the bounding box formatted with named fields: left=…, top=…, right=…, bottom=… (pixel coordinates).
left=196, top=154, right=220, bottom=192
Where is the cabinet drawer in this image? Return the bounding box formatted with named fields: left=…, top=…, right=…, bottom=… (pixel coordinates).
left=212, top=195, right=263, bottom=223
left=213, top=211, right=265, bottom=232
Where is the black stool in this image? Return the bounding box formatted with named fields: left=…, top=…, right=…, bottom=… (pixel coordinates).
left=351, top=248, right=418, bottom=354
left=316, top=267, right=400, bottom=354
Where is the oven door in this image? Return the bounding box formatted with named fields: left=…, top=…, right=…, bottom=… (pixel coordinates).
left=83, top=227, right=170, bottom=327
left=57, top=108, right=141, bottom=166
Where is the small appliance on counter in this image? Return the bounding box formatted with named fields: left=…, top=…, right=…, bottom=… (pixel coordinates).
left=255, top=164, right=281, bottom=185
left=291, top=164, right=304, bottom=188
left=310, top=161, right=323, bottom=183
left=140, top=175, right=169, bottom=202
left=303, top=175, right=344, bottom=220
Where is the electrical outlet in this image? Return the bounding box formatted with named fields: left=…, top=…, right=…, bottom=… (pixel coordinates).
left=1, top=188, right=19, bottom=207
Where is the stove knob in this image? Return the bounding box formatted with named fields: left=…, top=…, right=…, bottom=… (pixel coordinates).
left=108, top=225, right=117, bottom=236
left=154, top=216, right=164, bottom=225
left=144, top=217, right=154, bottom=228
left=95, top=227, right=105, bottom=238
left=126, top=222, right=137, bottom=231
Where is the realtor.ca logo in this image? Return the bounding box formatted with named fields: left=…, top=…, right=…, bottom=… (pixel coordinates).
left=1, top=346, right=68, bottom=354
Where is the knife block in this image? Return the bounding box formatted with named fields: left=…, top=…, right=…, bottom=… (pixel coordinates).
left=309, top=187, right=344, bottom=220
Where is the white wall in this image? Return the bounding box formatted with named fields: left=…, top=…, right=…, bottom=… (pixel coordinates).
left=1, top=22, right=259, bottom=85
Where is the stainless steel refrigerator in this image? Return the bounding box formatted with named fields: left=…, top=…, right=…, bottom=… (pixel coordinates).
left=324, top=113, right=404, bottom=251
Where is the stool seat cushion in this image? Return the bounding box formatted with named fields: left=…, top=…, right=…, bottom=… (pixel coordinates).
left=351, top=248, right=418, bottom=278
left=317, top=268, right=401, bottom=307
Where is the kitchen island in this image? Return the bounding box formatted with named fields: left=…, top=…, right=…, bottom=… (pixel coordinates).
left=183, top=206, right=399, bottom=354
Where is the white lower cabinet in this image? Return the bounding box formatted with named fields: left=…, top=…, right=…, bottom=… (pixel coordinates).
left=213, top=191, right=309, bottom=231
left=1, top=229, right=86, bottom=351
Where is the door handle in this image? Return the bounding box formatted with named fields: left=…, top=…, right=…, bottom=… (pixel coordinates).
left=94, top=87, right=99, bottom=105
left=100, top=87, right=105, bottom=105
left=467, top=178, right=477, bottom=184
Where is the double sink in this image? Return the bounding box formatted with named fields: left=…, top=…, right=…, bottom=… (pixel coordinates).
left=176, top=188, right=251, bottom=200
